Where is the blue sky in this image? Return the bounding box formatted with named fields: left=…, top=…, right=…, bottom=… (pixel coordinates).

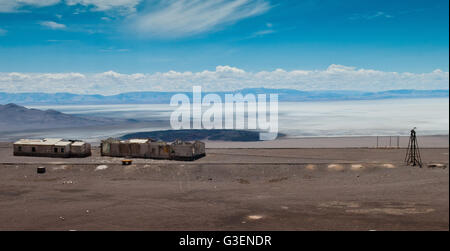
left=0, top=0, right=448, bottom=73
left=0, top=0, right=448, bottom=94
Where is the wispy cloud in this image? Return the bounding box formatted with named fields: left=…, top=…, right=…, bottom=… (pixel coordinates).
left=46, top=39, right=77, bottom=42
left=349, top=11, right=394, bottom=21
left=130, top=0, right=272, bottom=38
left=0, top=27, right=6, bottom=36
left=247, top=22, right=276, bottom=38
left=0, top=0, right=140, bottom=13
left=1, top=0, right=271, bottom=38
left=252, top=29, right=275, bottom=36
left=66, top=0, right=141, bottom=13
left=40, top=21, right=67, bottom=30
left=0, top=65, right=448, bottom=95
left=0, top=0, right=60, bottom=13
left=99, top=47, right=130, bottom=52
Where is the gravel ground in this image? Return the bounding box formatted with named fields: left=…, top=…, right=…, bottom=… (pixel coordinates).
left=0, top=145, right=448, bottom=231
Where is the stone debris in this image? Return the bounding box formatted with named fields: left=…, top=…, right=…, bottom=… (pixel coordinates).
left=428, top=163, right=447, bottom=169
left=95, top=165, right=108, bottom=171
left=382, top=164, right=396, bottom=169
left=351, top=164, right=364, bottom=171
left=247, top=215, right=264, bottom=220
left=328, top=164, right=344, bottom=171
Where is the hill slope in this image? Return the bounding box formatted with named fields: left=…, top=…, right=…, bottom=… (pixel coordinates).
left=0, top=103, right=117, bottom=132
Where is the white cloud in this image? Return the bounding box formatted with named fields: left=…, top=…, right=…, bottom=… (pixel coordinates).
left=40, top=21, right=67, bottom=29
left=130, top=0, right=271, bottom=38
left=0, top=65, right=448, bottom=95
left=66, top=0, right=141, bottom=12
left=1, top=0, right=270, bottom=37
left=0, top=0, right=60, bottom=12
left=99, top=47, right=130, bottom=52
left=350, top=11, right=394, bottom=20
left=0, top=0, right=140, bottom=13
left=249, top=29, right=275, bottom=38
left=215, top=65, right=246, bottom=74
left=0, top=27, right=6, bottom=35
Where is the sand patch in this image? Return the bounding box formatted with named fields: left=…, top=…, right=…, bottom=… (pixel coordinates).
left=53, top=165, right=68, bottom=171
left=247, top=215, right=264, bottom=220
left=319, top=201, right=360, bottom=209
left=305, top=164, right=316, bottom=171
left=350, top=164, right=364, bottom=171
left=50, top=162, right=65, bottom=165
left=321, top=201, right=435, bottom=216
left=347, top=207, right=435, bottom=216
left=95, top=165, right=108, bottom=171
left=328, top=164, right=345, bottom=171
left=428, top=163, right=447, bottom=169
left=382, top=164, right=396, bottom=169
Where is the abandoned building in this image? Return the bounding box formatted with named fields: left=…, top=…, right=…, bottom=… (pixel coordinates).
left=101, top=138, right=206, bottom=161
left=13, top=138, right=91, bottom=158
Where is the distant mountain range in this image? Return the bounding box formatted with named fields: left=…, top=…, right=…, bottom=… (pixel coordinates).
left=0, top=103, right=122, bottom=132
left=0, top=89, right=448, bottom=105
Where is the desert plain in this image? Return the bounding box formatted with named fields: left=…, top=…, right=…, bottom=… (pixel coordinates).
left=0, top=136, right=448, bottom=231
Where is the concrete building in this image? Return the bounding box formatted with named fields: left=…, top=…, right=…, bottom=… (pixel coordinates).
left=14, top=138, right=91, bottom=158
left=171, top=140, right=206, bottom=161
left=101, top=138, right=206, bottom=161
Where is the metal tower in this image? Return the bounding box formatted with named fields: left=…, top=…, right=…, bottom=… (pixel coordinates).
left=405, top=128, right=423, bottom=167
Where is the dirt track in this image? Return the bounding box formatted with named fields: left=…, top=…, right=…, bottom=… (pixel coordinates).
left=0, top=146, right=448, bottom=231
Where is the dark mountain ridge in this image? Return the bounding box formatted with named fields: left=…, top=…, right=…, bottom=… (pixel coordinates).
left=0, top=103, right=120, bottom=132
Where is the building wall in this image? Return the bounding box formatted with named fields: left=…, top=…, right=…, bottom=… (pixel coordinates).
left=14, top=144, right=70, bottom=157
left=158, top=144, right=171, bottom=159
left=70, top=144, right=91, bottom=157
left=194, top=142, right=206, bottom=156
left=100, top=140, right=206, bottom=161
left=149, top=144, right=160, bottom=158
left=14, top=142, right=91, bottom=158
left=110, top=143, right=121, bottom=157
left=130, top=143, right=146, bottom=158
left=172, top=145, right=194, bottom=158
left=101, top=142, right=110, bottom=156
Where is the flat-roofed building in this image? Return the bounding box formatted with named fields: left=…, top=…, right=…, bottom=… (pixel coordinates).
left=14, top=138, right=91, bottom=158
left=171, top=140, right=206, bottom=161
left=101, top=138, right=205, bottom=161
left=70, top=141, right=92, bottom=157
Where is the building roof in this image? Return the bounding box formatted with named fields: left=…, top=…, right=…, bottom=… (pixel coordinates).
left=71, top=142, right=86, bottom=146
left=125, top=139, right=149, bottom=144
left=55, top=141, right=72, bottom=146
left=14, top=138, right=63, bottom=145
left=14, top=138, right=87, bottom=147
